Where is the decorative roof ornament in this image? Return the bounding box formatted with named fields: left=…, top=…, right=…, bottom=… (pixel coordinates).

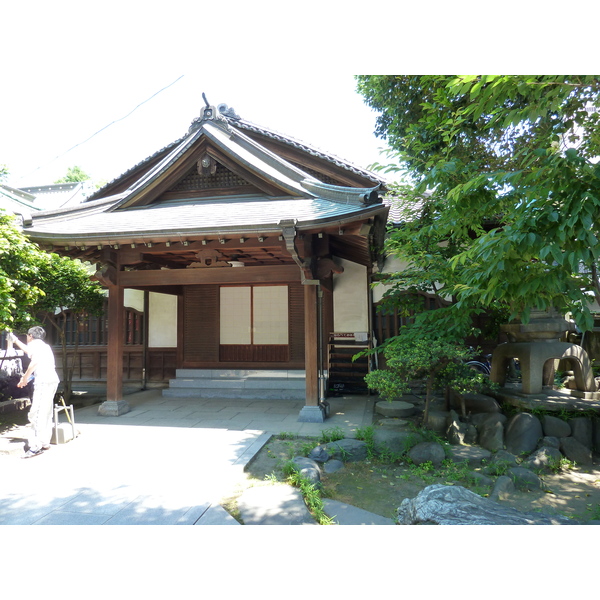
left=218, top=103, right=241, bottom=120
left=188, top=93, right=229, bottom=132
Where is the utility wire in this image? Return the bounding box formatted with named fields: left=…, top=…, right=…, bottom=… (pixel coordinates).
left=16, top=75, right=185, bottom=182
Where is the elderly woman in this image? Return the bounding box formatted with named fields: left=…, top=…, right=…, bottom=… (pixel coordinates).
left=11, top=327, right=60, bottom=458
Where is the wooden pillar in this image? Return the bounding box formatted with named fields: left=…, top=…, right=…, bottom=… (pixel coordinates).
left=98, top=284, right=130, bottom=416
left=298, top=283, right=325, bottom=422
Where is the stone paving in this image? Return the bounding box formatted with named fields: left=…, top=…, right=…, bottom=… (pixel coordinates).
left=0, top=389, right=377, bottom=525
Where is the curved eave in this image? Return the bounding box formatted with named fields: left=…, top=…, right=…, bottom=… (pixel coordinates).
left=25, top=202, right=388, bottom=248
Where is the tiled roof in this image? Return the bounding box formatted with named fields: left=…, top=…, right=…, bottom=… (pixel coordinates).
left=19, top=182, right=93, bottom=210
left=29, top=196, right=387, bottom=243
left=87, top=103, right=386, bottom=201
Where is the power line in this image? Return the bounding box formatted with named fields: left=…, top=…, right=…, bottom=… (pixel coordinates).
left=16, top=75, right=185, bottom=182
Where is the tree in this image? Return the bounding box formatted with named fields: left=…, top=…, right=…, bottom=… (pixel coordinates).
left=54, top=166, right=91, bottom=184
left=356, top=75, right=600, bottom=332
left=0, top=211, right=46, bottom=329
left=28, top=253, right=105, bottom=402
left=364, top=326, right=490, bottom=426
left=0, top=211, right=105, bottom=401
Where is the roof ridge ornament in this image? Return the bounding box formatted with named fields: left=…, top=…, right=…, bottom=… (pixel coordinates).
left=188, top=93, right=230, bottom=132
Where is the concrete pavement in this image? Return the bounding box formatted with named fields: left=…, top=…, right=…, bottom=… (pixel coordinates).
left=0, top=389, right=375, bottom=525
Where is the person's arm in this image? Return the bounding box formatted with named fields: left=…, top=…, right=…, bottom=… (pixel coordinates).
left=17, top=354, right=37, bottom=388
left=8, top=332, right=31, bottom=356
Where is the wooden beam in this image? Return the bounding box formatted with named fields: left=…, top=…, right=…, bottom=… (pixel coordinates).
left=117, top=265, right=301, bottom=287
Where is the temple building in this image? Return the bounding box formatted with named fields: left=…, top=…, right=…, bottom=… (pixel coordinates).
left=21, top=101, right=389, bottom=422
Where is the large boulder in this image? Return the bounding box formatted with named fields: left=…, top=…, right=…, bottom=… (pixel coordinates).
left=560, top=436, right=593, bottom=465
left=489, top=475, right=515, bottom=501
left=507, top=467, right=543, bottom=491
left=476, top=414, right=506, bottom=452
left=448, top=445, right=491, bottom=467
left=449, top=391, right=501, bottom=414
left=397, top=484, right=575, bottom=525
left=446, top=411, right=477, bottom=445
left=541, top=415, right=571, bottom=438
left=522, top=446, right=563, bottom=471
left=325, top=438, right=368, bottom=462
left=408, top=441, right=446, bottom=468
left=567, top=417, right=593, bottom=450
left=505, top=413, right=543, bottom=455
left=372, top=429, right=423, bottom=457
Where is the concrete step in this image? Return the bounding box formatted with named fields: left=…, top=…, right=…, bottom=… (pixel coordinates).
left=163, top=369, right=307, bottom=400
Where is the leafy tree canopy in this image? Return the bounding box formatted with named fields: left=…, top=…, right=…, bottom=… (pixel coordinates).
left=54, top=165, right=91, bottom=184
left=1, top=211, right=105, bottom=400
left=357, top=75, right=600, bottom=332
left=0, top=211, right=47, bottom=328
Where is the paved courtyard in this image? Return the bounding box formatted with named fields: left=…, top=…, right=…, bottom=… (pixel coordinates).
left=0, top=389, right=375, bottom=524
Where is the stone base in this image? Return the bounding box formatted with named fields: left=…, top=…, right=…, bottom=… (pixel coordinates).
left=375, top=400, right=415, bottom=418
left=557, top=388, right=600, bottom=400
left=297, top=405, right=326, bottom=423
left=97, top=400, right=131, bottom=417
left=492, top=387, right=600, bottom=414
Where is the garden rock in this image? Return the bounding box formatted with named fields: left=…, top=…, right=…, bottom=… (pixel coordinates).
left=292, top=457, right=322, bottom=488
left=490, top=450, right=519, bottom=466
left=409, top=441, right=446, bottom=468
left=539, top=436, right=560, bottom=450
left=523, top=446, right=562, bottom=471
left=593, top=420, right=600, bottom=453
left=541, top=415, right=571, bottom=438
left=397, top=484, right=575, bottom=525
left=425, top=411, right=449, bottom=434
left=477, top=417, right=505, bottom=453
left=449, top=445, right=491, bottom=467
left=505, top=413, right=543, bottom=455
left=323, top=459, right=344, bottom=474
left=567, top=417, right=593, bottom=449
left=446, top=413, right=467, bottom=445
left=489, top=475, right=515, bottom=501
left=308, top=445, right=331, bottom=463
left=446, top=411, right=477, bottom=445
left=560, top=436, right=593, bottom=465
left=325, top=438, right=368, bottom=462
left=466, top=471, right=494, bottom=487
left=449, top=390, right=501, bottom=415
left=508, top=467, right=543, bottom=491
left=375, top=400, right=415, bottom=418
left=373, top=429, right=423, bottom=457
left=470, top=412, right=507, bottom=429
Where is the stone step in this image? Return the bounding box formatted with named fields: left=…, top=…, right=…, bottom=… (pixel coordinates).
left=163, top=369, right=307, bottom=400
left=162, top=387, right=306, bottom=400
left=174, top=369, right=305, bottom=379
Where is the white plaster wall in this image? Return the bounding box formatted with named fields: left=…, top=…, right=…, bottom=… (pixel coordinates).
left=149, top=292, right=177, bottom=348
left=333, top=258, right=369, bottom=333
left=124, top=289, right=144, bottom=311
left=123, top=289, right=177, bottom=347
